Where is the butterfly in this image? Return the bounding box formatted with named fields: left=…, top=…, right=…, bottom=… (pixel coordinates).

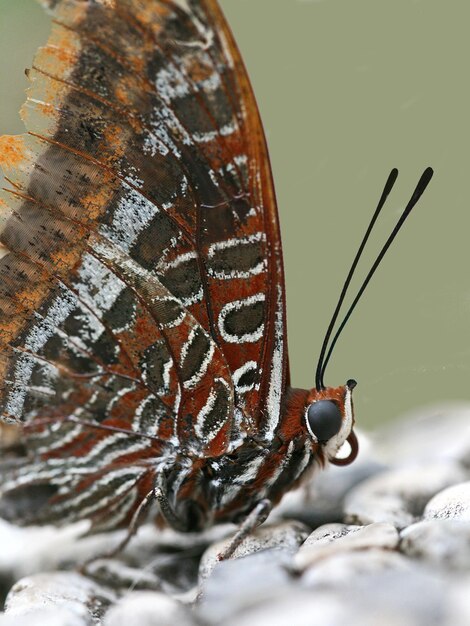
left=0, top=0, right=432, bottom=550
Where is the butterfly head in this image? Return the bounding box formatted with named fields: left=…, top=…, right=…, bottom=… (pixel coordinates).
left=309, top=169, right=434, bottom=466
left=304, top=378, right=358, bottom=466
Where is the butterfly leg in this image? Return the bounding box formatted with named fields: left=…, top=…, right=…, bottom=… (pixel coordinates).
left=217, top=499, right=272, bottom=561
left=79, top=487, right=156, bottom=573
left=154, top=486, right=211, bottom=533
left=154, top=486, right=190, bottom=532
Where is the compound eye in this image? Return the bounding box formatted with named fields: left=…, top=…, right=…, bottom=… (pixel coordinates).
left=306, top=400, right=343, bottom=442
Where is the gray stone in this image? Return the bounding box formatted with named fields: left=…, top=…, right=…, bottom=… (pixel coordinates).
left=447, top=576, right=470, bottom=626
left=0, top=518, right=231, bottom=588
left=104, top=591, right=195, bottom=626
left=85, top=548, right=200, bottom=595
left=4, top=572, right=116, bottom=624
left=301, top=522, right=363, bottom=548
left=294, top=522, right=399, bottom=571
left=0, top=519, right=227, bottom=600
left=122, top=522, right=232, bottom=558
left=400, top=519, right=470, bottom=569
left=424, top=482, right=470, bottom=521
left=301, top=548, right=413, bottom=589
left=0, top=608, right=87, bottom=626
left=223, top=568, right=454, bottom=626
left=84, top=559, right=162, bottom=592
left=198, top=549, right=293, bottom=624
left=199, top=520, right=309, bottom=583
left=121, top=523, right=231, bottom=593
left=0, top=519, right=96, bottom=581
left=344, top=461, right=465, bottom=528
left=223, top=589, right=345, bottom=626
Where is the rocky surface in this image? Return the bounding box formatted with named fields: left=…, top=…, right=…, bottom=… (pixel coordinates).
left=2, top=404, right=470, bottom=625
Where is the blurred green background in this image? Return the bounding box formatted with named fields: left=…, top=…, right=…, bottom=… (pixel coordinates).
left=0, top=0, right=468, bottom=429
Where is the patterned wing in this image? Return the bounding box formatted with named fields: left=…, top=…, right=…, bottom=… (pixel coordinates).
left=0, top=0, right=288, bottom=528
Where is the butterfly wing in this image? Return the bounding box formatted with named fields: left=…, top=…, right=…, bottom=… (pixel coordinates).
left=0, top=0, right=289, bottom=529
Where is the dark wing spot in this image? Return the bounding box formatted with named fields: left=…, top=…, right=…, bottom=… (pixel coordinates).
left=158, top=256, right=201, bottom=303
left=209, top=239, right=264, bottom=278
left=235, top=365, right=258, bottom=392
left=180, top=328, right=211, bottom=386
left=130, top=212, right=180, bottom=271
left=152, top=297, right=184, bottom=327
left=140, top=340, right=172, bottom=392
left=199, top=380, right=230, bottom=440
left=222, top=298, right=264, bottom=341
left=103, top=287, right=136, bottom=332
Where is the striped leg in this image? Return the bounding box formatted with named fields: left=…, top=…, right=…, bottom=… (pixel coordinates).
left=80, top=487, right=156, bottom=573
left=154, top=487, right=191, bottom=533
left=217, top=499, right=272, bottom=561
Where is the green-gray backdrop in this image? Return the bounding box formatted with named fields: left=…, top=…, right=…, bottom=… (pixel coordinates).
left=0, top=0, right=468, bottom=428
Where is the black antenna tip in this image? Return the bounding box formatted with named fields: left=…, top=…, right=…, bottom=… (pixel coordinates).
left=410, top=167, right=434, bottom=204
left=422, top=167, right=434, bottom=182
left=385, top=168, right=399, bottom=193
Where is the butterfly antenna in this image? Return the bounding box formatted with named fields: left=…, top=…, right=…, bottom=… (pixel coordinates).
left=319, top=167, right=434, bottom=388
left=314, top=168, right=399, bottom=390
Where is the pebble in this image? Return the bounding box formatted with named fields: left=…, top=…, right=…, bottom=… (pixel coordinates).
left=0, top=519, right=225, bottom=599
left=0, top=608, right=88, bottom=626
left=301, top=522, right=363, bottom=548
left=344, top=460, right=466, bottom=528
left=4, top=572, right=116, bottom=624
left=424, top=482, right=470, bottom=521
left=198, top=548, right=293, bottom=625
left=222, top=568, right=454, bottom=626
left=447, top=576, right=470, bottom=626
left=84, top=559, right=162, bottom=592
left=301, top=548, right=413, bottom=589
left=0, top=519, right=92, bottom=581
left=120, top=523, right=231, bottom=594
left=223, top=589, right=348, bottom=626
left=104, top=591, right=195, bottom=626
left=199, top=520, right=309, bottom=583
left=294, top=522, right=399, bottom=571
left=400, top=519, right=470, bottom=569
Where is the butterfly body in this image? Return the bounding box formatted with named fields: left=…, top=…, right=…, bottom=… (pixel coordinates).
left=107, top=383, right=352, bottom=533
